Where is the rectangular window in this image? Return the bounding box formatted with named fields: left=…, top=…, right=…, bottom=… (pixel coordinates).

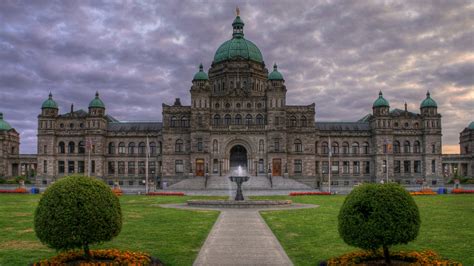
left=108, top=161, right=115, bottom=174
left=175, top=160, right=184, bottom=173
left=432, top=144, right=436, bottom=153
left=353, top=161, right=360, bottom=174
left=213, top=159, right=218, bottom=174
left=274, top=140, right=280, bottom=152
left=43, top=160, right=47, bottom=174
left=58, top=161, right=65, bottom=174
left=78, top=161, right=84, bottom=173
left=364, top=161, right=370, bottom=174
left=68, top=161, right=75, bottom=174
left=197, top=138, right=203, bottom=152
left=414, top=160, right=421, bottom=173
left=383, top=160, right=387, bottom=173
left=394, top=160, right=401, bottom=173
left=431, top=160, right=436, bottom=173
left=44, top=145, right=47, bottom=154
left=322, top=161, right=329, bottom=174
left=343, top=161, right=349, bottom=174
left=331, top=161, right=339, bottom=174
left=128, top=162, right=135, bottom=175
left=118, top=161, right=125, bottom=174
left=91, top=160, right=95, bottom=173
left=294, top=160, right=302, bottom=174
left=404, top=161, right=411, bottom=173
left=128, top=180, right=134, bottom=186
left=315, top=161, right=320, bottom=174
left=138, top=161, right=145, bottom=175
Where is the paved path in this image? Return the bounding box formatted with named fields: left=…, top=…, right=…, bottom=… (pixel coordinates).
left=160, top=203, right=318, bottom=266
left=193, top=209, right=293, bottom=266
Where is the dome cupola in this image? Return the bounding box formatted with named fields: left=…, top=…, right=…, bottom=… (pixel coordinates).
left=193, top=63, right=209, bottom=81
left=468, top=121, right=474, bottom=130
left=89, top=91, right=105, bottom=109
left=268, top=63, right=284, bottom=80
left=420, top=91, right=437, bottom=108
left=373, top=91, right=390, bottom=108
left=0, top=113, right=13, bottom=131
left=213, top=7, right=263, bottom=64
left=41, top=92, right=58, bottom=109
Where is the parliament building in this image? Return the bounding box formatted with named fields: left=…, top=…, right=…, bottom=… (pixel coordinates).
left=3, top=12, right=469, bottom=189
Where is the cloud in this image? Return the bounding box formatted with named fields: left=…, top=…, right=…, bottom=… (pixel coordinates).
left=0, top=0, right=472, bottom=153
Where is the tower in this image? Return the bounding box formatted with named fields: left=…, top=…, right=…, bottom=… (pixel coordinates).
left=420, top=91, right=442, bottom=180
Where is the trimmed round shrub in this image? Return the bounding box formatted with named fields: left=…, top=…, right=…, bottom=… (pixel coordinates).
left=34, top=176, right=122, bottom=257
left=338, top=183, right=420, bottom=263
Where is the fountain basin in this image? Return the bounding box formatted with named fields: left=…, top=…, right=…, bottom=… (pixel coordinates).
left=186, top=200, right=292, bottom=208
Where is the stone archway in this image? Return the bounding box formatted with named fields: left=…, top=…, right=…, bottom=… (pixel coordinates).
left=230, top=145, right=248, bottom=169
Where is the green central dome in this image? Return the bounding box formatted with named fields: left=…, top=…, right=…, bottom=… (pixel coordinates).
left=213, top=15, right=263, bottom=64
left=0, top=113, right=13, bottom=131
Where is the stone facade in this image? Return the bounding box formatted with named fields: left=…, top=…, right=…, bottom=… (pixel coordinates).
left=0, top=113, right=20, bottom=177
left=442, top=123, right=474, bottom=178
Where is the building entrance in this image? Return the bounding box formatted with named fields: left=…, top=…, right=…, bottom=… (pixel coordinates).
left=230, top=145, right=248, bottom=171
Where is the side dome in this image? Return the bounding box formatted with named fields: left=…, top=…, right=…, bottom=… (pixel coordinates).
left=268, top=63, right=284, bottom=80
left=0, top=113, right=13, bottom=131
left=42, top=93, right=58, bottom=109
left=89, top=92, right=105, bottom=109
left=468, top=121, right=474, bottom=130
left=420, top=91, right=437, bottom=108
left=193, top=64, right=209, bottom=81
left=213, top=12, right=263, bottom=64
left=373, top=91, right=390, bottom=108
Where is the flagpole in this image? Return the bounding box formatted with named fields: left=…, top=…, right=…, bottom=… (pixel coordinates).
left=328, top=136, right=331, bottom=194
left=145, top=135, right=149, bottom=194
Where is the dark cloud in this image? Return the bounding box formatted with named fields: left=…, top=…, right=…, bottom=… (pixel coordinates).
left=0, top=0, right=472, bottom=153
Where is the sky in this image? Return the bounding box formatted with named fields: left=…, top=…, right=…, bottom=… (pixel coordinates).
left=0, top=0, right=472, bottom=154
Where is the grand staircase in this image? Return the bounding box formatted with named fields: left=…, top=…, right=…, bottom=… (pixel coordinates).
left=167, top=174, right=314, bottom=191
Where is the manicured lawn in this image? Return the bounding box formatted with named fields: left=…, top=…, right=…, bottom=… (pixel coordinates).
left=0, top=194, right=221, bottom=265
left=257, top=194, right=474, bottom=266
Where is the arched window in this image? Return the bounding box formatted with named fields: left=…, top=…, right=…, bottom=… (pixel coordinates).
left=404, top=141, right=411, bottom=153
left=128, top=142, right=135, bottom=154
left=58, top=141, right=65, bottom=154
left=245, top=114, right=252, bottom=125
left=256, top=114, right=264, bottom=125
left=212, top=139, right=218, bottom=152
left=118, top=142, right=126, bottom=154
left=224, top=114, right=231, bottom=125
left=259, top=139, right=264, bottom=152
left=393, top=141, right=400, bottom=153
left=108, top=142, right=115, bottom=154
left=78, top=141, right=85, bottom=154
left=68, top=141, right=75, bottom=154
left=342, top=142, right=349, bottom=154
left=414, top=141, right=421, bottom=153
left=235, top=114, right=242, bottom=125
left=322, top=142, right=329, bottom=154
left=352, top=142, right=359, bottom=154
left=175, top=139, right=184, bottom=152
left=294, top=139, right=302, bottom=152
left=181, top=116, right=189, bottom=127
left=290, top=116, right=297, bottom=127
left=300, top=116, right=307, bottom=127
left=150, top=142, right=156, bottom=155
left=363, top=142, right=370, bottom=154
left=138, top=142, right=146, bottom=154
left=331, top=142, right=339, bottom=154
left=170, top=116, right=177, bottom=127
left=213, top=114, right=220, bottom=126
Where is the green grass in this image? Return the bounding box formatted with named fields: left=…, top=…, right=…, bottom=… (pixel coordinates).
left=0, top=194, right=222, bottom=266
left=256, top=195, right=474, bottom=265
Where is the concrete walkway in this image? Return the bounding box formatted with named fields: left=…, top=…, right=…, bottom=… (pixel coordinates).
left=193, top=209, right=293, bottom=266
left=160, top=203, right=318, bottom=266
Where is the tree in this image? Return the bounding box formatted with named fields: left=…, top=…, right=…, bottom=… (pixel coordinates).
left=338, top=183, right=420, bottom=264
left=34, top=175, right=122, bottom=259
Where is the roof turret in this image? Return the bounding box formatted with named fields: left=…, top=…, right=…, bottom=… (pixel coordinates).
left=0, top=113, right=13, bottom=131
left=41, top=92, right=59, bottom=109
left=373, top=91, right=390, bottom=108
left=420, top=91, right=438, bottom=108
left=89, top=91, right=105, bottom=109
left=193, top=63, right=209, bottom=81
left=268, top=63, right=284, bottom=80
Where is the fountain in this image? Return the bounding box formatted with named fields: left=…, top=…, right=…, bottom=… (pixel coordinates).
left=229, top=166, right=250, bottom=201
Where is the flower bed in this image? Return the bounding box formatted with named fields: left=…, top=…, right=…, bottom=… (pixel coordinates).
left=289, top=191, right=331, bottom=196
left=32, top=249, right=162, bottom=266
left=326, top=249, right=460, bottom=265
left=452, top=189, right=474, bottom=194
left=410, top=188, right=437, bottom=196
left=0, top=188, right=28, bottom=194
left=147, top=192, right=185, bottom=196
left=112, top=188, right=123, bottom=196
